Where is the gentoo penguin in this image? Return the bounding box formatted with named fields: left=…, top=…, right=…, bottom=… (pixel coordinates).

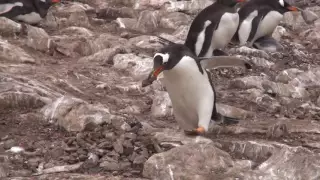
left=184, top=0, right=245, bottom=57
left=236, top=0, right=299, bottom=47
left=145, top=44, right=251, bottom=135
left=0, top=0, right=60, bottom=24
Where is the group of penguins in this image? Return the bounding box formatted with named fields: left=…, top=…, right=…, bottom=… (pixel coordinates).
left=0, top=0, right=301, bottom=135
left=142, top=0, right=301, bottom=136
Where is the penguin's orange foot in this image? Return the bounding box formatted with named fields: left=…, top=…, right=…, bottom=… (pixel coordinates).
left=184, top=127, right=205, bottom=136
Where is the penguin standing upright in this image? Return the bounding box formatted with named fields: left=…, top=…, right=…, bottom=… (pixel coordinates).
left=235, top=0, right=299, bottom=47
left=0, top=0, right=60, bottom=24
left=146, top=44, right=251, bottom=135
left=184, top=0, right=245, bottom=57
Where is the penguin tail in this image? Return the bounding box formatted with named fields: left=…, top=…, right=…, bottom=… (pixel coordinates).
left=212, top=113, right=240, bottom=126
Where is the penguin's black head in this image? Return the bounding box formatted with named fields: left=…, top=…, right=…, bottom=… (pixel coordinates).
left=270, top=0, right=299, bottom=13
left=217, top=0, right=246, bottom=7
left=151, top=44, right=195, bottom=78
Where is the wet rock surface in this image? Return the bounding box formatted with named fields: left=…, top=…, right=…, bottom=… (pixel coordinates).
left=0, top=0, right=320, bottom=179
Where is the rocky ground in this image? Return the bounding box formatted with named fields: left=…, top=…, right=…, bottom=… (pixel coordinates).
left=0, top=0, right=320, bottom=179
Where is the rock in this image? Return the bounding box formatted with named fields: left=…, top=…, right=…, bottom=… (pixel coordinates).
left=157, top=33, right=184, bottom=44
left=97, top=7, right=137, bottom=20
left=153, top=129, right=213, bottom=147
left=67, top=10, right=91, bottom=28
left=23, top=25, right=54, bottom=53
left=282, top=11, right=307, bottom=29
left=53, top=33, right=128, bottom=57
left=245, top=88, right=281, bottom=111
left=229, top=46, right=270, bottom=59
left=115, top=18, right=138, bottom=30
left=231, top=76, right=269, bottom=90
left=256, top=146, right=320, bottom=179
left=276, top=68, right=304, bottom=84
left=0, top=39, right=35, bottom=64
left=134, top=10, right=161, bottom=33
left=164, top=0, right=213, bottom=14
left=0, top=165, right=8, bottom=178
left=216, top=103, right=253, bottom=119
left=262, top=81, right=309, bottom=99
left=151, top=91, right=173, bottom=118
left=172, top=25, right=189, bottom=41
left=78, top=47, right=125, bottom=64
left=219, top=140, right=276, bottom=163
left=3, top=139, right=16, bottom=150
left=0, top=74, right=58, bottom=109
left=100, top=157, right=120, bottom=171
left=299, top=27, right=320, bottom=44
left=113, top=53, right=153, bottom=80
left=41, top=96, right=112, bottom=132
left=60, top=26, right=94, bottom=37
left=143, top=142, right=234, bottom=179
left=252, top=57, right=275, bottom=68
left=288, top=68, right=320, bottom=88
left=128, top=35, right=164, bottom=53
left=134, top=0, right=171, bottom=9
left=301, top=9, right=319, bottom=24
left=159, top=12, right=191, bottom=30
left=0, top=17, right=22, bottom=36
left=266, top=122, right=289, bottom=138
left=272, top=26, right=287, bottom=41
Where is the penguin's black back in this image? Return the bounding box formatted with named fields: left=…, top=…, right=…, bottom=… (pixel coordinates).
left=233, top=0, right=281, bottom=43
left=184, top=2, right=237, bottom=56
left=159, top=44, right=205, bottom=74
left=0, top=0, right=52, bottom=19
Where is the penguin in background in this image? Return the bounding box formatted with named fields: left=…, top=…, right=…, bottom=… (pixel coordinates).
left=144, top=44, right=252, bottom=135
left=184, top=0, right=246, bottom=57
left=235, top=0, right=299, bottom=47
left=0, top=0, right=60, bottom=25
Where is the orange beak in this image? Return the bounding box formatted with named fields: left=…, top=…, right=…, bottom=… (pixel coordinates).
left=287, top=6, right=299, bottom=11
left=152, top=66, right=164, bottom=78
left=52, top=0, right=60, bottom=3
left=236, top=0, right=246, bottom=2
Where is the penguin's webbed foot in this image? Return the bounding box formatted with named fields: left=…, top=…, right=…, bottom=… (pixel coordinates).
left=184, top=126, right=205, bottom=136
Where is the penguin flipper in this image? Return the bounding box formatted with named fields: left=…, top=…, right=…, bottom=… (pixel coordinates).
left=0, top=4, right=15, bottom=15
left=199, top=56, right=252, bottom=70
left=247, top=9, right=269, bottom=45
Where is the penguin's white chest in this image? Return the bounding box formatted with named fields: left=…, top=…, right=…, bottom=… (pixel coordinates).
left=205, top=12, right=239, bottom=57
left=252, top=11, right=283, bottom=43
left=15, top=12, right=43, bottom=24
left=162, top=56, right=214, bottom=130
left=238, top=10, right=258, bottom=45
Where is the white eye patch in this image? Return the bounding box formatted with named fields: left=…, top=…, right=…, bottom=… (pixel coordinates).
left=279, top=0, right=284, bottom=7
left=40, top=0, right=46, bottom=2
left=154, top=53, right=169, bottom=63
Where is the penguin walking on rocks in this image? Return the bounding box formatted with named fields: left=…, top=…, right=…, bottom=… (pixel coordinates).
left=0, top=0, right=60, bottom=24
left=235, top=0, right=299, bottom=47
left=184, top=0, right=246, bottom=57
left=144, top=44, right=251, bottom=135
